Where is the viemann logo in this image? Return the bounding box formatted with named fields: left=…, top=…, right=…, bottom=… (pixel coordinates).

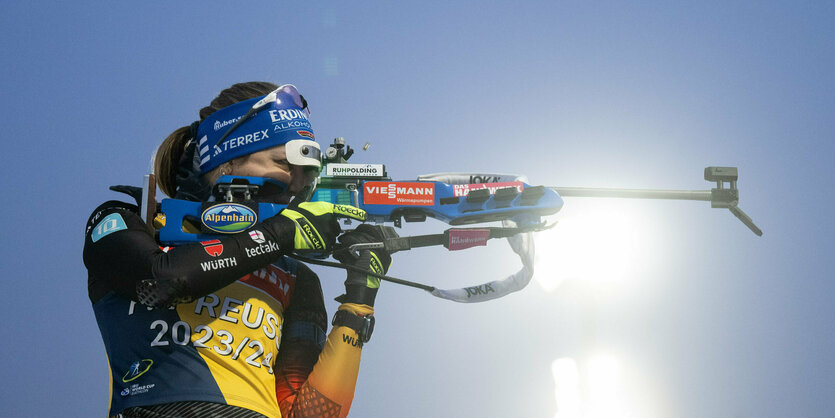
left=122, top=359, right=153, bottom=383
left=363, top=182, right=435, bottom=206
left=365, top=184, right=434, bottom=199
left=201, top=204, right=257, bottom=233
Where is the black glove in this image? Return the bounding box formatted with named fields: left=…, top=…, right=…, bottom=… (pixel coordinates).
left=333, top=224, right=398, bottom=307
left=274, top=202, right=367, bottom=253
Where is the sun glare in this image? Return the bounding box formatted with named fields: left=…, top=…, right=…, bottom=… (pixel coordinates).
left=552, top=353, right=629, bottom=418
left=588, top=354, right=625, bottom=418
left=534, top=200, right=650, bottom=292
left=552, top=358, right=581, bottom=418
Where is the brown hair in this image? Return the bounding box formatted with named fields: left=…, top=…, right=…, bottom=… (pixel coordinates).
left=154, top=81, right=279, bottom=197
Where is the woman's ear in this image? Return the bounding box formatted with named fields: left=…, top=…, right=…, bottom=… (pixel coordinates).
left=220, top=162, right=232, bottom=176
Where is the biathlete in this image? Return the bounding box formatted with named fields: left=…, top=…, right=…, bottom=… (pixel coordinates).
left=83, top=81, right=392, bottom=418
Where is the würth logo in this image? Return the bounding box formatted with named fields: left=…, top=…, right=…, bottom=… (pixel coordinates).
left=201, top=240, right=224, bottom=257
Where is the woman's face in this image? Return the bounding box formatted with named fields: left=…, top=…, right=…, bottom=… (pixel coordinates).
left=228, top=145, right=316, bottom=203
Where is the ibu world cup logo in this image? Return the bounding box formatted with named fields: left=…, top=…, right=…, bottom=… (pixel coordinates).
left=122, top=359, right=154, bottom=383
left=201, top=204, right=257, bottom=233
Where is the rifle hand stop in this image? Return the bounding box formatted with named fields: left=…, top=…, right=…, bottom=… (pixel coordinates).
left=705, top=167, right=762, bottom=236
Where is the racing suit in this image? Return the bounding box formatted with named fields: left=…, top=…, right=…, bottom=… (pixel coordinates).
left=84, top=199, right=371, bottom=418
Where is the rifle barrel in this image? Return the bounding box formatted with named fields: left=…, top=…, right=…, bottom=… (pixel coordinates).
left=550, top=187, right=712, bottom=202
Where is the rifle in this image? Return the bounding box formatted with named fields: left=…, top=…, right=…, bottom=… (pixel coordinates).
left=127, top=137, right=761, bottom=302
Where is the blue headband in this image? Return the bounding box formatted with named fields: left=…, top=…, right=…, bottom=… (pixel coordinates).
left=196, top=85, right=316, bottom=173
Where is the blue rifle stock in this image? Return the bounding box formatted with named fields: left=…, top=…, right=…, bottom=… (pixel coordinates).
left=156, top=138, right=762, bottom=246
left=158, top=172, right=564, bottom=246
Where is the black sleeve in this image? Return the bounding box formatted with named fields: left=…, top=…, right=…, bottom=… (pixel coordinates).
left=284, top=262, right=328, bottom=330
left=83, top=200, right=296, bottom=306
left=274, top=263, right=328, bottom=409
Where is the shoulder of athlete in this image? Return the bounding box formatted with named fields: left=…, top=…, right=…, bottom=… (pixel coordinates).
left=84, top=200, right=146, bottom=244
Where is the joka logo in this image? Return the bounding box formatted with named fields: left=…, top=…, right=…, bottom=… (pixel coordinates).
left=201, top=240, right=223, bottom=256
left=465, top=284, right=496, bottom=298
left=469, top=174, right=501, bottom=183
left=122, top=359, right=153, bottom=383
left=202, top=204, right=257, bottom=233
left=249, top=230, right=266, bottom=244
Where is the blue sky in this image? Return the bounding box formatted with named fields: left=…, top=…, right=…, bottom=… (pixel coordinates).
left=1, top=1, right=833, bottom=417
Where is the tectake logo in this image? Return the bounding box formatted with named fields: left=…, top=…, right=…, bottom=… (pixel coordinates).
left=201, top=239, right=223, bottom=257
left=244, top=241, right=280, bottom=258
left=363, top=182, right=435, bottom=206
left=249, top=230, right=266, bottom=244
left=201, top=204, right=257, bottom=233
left=122, top=359, right=153, bottom=383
